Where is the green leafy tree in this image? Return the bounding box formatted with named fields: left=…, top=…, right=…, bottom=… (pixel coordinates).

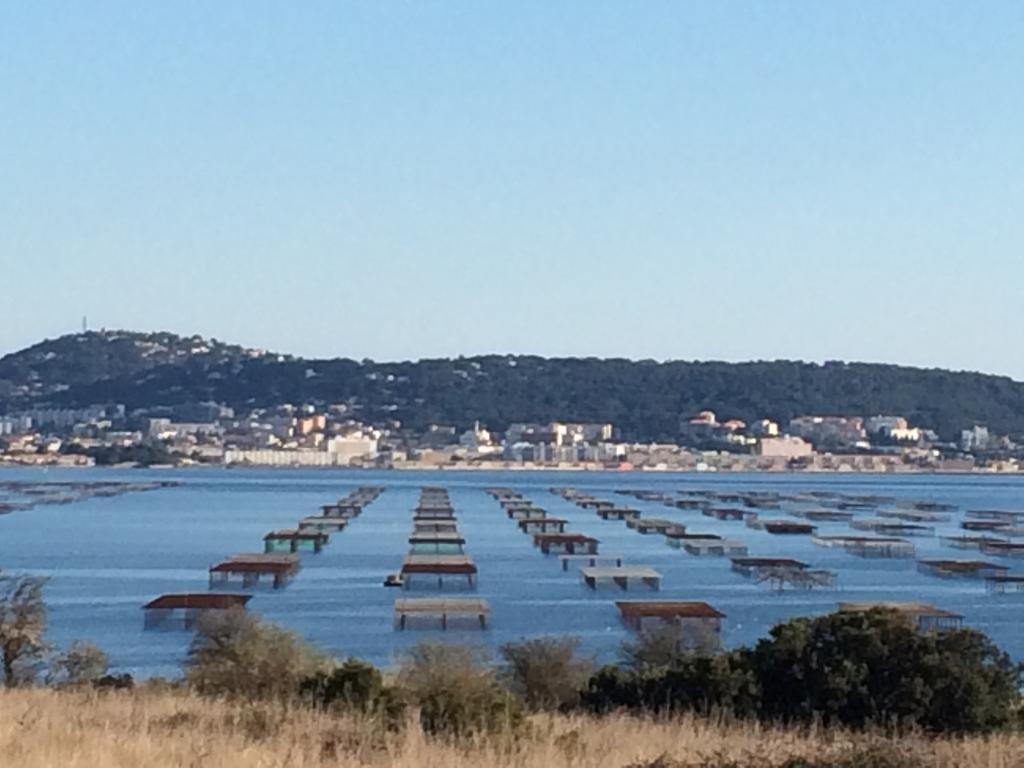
left=751, top=609, right=1021, bottom=732
left=916, top=628, right=1022, bottom=733
left=584, top=610, right=1020, bottom=733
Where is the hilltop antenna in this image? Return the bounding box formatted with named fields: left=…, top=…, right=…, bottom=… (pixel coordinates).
left=82, top=315, right=88, bottom=333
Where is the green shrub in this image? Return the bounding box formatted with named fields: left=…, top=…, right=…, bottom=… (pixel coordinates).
left=921, top=627, right=1022, bottom=733
left=93, top=673, right=134, bottom=690
left=397, top=642, right=524, bottom=739
left=586, top=610, right=1021, bottom=734
left=751, top=609, right=1022, bottom=732
left=185, top=608, right=331, bottom=700
left=582, top=650, right=756, bottom=717
left=644, top=651, right=758, bottom=717
left=500, top=636, right=593, bottom=711
left=581, top=664, right=648, bottom=713
left=300, top=658, right=405, bottom=727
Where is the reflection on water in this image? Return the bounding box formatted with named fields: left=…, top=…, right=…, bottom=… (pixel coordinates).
left=1, top=467, right=1023, bottom=678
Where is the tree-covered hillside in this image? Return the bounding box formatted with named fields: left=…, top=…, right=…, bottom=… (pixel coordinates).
left=2, top=332, right=1023, bottom=441
left=0, top=331, right=282, bottom=403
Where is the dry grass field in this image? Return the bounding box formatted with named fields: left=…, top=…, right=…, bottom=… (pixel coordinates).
left=2, top=688, right=1024, bottom=768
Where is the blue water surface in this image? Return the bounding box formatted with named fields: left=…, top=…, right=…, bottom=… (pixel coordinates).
left=1, top=467, right=1022, bottom=677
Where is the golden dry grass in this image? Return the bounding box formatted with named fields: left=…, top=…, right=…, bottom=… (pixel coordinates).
left=1, top=688, right=1023, bottom=768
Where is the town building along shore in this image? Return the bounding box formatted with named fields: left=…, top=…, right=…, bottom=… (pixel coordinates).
left=2, top=406, right=1020, bottom=474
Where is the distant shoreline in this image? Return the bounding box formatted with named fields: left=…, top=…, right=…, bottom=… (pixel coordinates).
left=1, top=461, right=1019, bottom=476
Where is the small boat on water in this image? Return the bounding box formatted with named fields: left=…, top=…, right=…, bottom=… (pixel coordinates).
left=383, top=573, right=404, bottom=588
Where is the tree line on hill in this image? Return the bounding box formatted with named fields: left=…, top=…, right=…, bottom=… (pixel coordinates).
left=4, top=332, right=1024, bottom=441
left=2, top=571, right=1021, bottom=738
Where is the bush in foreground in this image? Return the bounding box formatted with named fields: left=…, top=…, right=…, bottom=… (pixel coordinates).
left=300, top=658, right=405, bottom=727
left=583, top=609, right=1021, bottom=734
left=583, top=649, right=757, bottom=717
left=619, top=622, right=726, bottom=673
left=50, top=641, right=110, bottom=687
left=398, top=642, right=524, bottom=739
left=185, top=608, right=331, bottom=700
left=500, top=636, right=593, bottom=711
left=751, top=609, right=1022, bottom=732
left=0, top=574, right=49, bottom=688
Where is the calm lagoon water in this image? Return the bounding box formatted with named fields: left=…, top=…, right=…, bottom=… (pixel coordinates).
left=1, top=467, right=1023, bottom=678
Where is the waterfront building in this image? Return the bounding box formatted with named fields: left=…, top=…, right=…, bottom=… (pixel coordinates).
left=143, top=593, right=251, bottom=630
left=400, top=555, right=478, bottom=590
left=756, top=435, right=813, bottom=459
left=393, top=598, right=489, bottom=630
left=581, top=566, right=661, bottom=591
left=961, top=425, right=992, bottom=452
left=788, top=416, right=866, bottom=448
left=616, top=601, right=725, bottom=648
left=208, top=554, right=300, bottom=590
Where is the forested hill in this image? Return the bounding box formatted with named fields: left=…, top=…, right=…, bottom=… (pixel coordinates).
left=2, top=331, right=1024, bottom=441
left=0, top=331, right=283, bottom=403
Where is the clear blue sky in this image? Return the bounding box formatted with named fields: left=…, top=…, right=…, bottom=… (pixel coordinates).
left=2, top=2, right=1022, bottom=375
